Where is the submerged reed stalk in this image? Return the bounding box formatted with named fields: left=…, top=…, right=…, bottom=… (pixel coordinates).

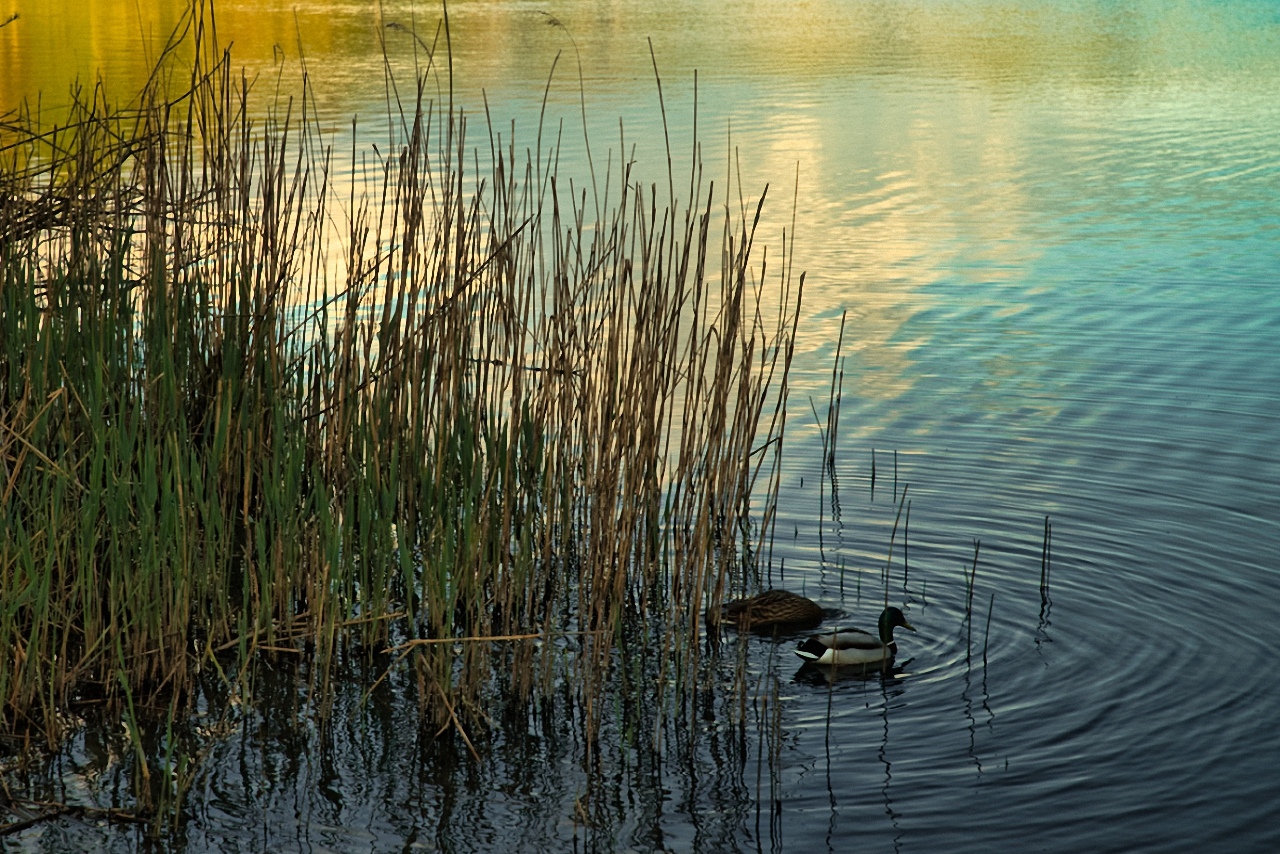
left=0, top=5, right=800, bottom=759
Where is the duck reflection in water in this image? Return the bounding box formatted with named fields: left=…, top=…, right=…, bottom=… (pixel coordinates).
left=793, top=656, right=912, bottom=686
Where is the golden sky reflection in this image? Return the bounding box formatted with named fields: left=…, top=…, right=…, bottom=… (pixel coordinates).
left=4, top=1, right=1277, bottom=417
left=8, top=1, right=1274, bottom=113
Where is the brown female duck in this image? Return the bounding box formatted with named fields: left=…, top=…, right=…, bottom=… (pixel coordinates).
left=712, top=589, right=825, bottom=632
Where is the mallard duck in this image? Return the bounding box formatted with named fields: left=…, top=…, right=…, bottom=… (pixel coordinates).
left=712, top=589, right=825, bottom=632
left=794, top=606, right=915, bottom=665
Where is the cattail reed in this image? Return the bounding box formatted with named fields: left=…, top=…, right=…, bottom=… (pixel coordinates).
left=0, top=3, right=800, bottom=765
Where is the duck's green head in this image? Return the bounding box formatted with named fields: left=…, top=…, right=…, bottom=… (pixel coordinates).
left=879, top=606, right=916, bottom=643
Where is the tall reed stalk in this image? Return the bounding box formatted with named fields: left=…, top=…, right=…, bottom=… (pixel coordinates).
left=0, top=3, right=801, bottom=763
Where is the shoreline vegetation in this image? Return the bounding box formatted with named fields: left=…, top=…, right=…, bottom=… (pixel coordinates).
left=0, top=1, right=802, bottom=818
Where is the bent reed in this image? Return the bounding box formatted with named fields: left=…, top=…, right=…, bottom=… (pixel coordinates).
left=0, top=4, right=801, bottom=765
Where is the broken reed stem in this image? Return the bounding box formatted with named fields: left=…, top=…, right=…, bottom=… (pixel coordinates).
left=1040, top=515, right=1053, bottom=600
left=385, top=631, right=604, bottom=652
left=982, top=592, right=994, bottom=667
left=882, top=482, right=909, bottom=607
left=964, top=539, right=980, bottom=656
left=870, top=447, right=876, bottom=499
left=825, top=311, right=846, bottom=479
left=903, top=498, right=911, bottom=587
left=813, top=311, right=847, bottom=570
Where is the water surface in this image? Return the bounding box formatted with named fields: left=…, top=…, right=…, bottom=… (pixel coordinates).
left=4, top=2, right=1280, bottom=851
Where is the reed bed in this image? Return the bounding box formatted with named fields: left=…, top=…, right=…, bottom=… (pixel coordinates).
left=0, top=3, right=801, bottom=776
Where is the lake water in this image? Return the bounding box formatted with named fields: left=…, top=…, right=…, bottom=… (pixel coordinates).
left=5, top=1, right=1280, bottom=851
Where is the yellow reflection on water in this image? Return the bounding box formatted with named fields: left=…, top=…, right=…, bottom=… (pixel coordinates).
left=4, top=0, right=1274, bottom=417
left=7, top=1, right=1277, bottom=114
left=0, top=1, right=373, bottom=116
